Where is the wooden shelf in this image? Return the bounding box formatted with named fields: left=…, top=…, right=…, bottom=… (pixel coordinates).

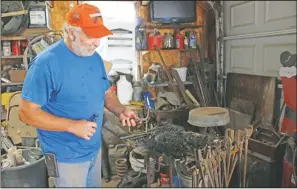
left=1, top=10, right=28, bottom=18
left=137, top=24, right=203, bottom=29
left=137, top=49, right=198, bottom=52
left=22, top=28, right=51, bottom=37
left=2, top=82, right=23, bottom=86
left=148, top=81, right=192, bottom=87
left=1, top=28, right=51, bottom=41
left=0, top=36, right=27, bottom=41
left=2, top=56, right=24, bottom=59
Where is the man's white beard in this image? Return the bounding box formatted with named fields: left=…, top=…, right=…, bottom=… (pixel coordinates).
left=72, top=37, right=96, bottom=57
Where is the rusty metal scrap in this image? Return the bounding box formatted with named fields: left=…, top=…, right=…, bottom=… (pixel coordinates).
left=135, top=125, right=208, bottom=158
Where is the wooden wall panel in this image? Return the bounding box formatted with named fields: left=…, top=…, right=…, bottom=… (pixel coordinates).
left=50, top=1, right=78, bottom=31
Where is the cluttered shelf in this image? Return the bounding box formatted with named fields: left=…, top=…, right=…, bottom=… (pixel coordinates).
left=148, top=81, right=193, bottom=87
left=0, top=28, right=50, bottom=41
left=1, top=56, right=24, bottom=59
left=1, top=82, right=23, bottom=86
left=0, top=36, right=27, bottom=41
left=136, top=24, right=203, bottom=29
left=1, top=10, right=28, bottom=18
left=137, top=49, right=198, bottom=52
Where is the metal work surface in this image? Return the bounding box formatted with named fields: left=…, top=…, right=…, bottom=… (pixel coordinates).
left=188, top=107, right=230, bottom=127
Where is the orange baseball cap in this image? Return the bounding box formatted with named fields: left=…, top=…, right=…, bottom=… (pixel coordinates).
left=66, top=3, right=112, bottom=38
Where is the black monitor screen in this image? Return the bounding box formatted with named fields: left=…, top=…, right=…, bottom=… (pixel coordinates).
left=150, top=1, right=196, bottom=23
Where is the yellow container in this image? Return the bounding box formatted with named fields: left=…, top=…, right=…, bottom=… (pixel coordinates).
left=1, top=92, right=16, bottom=110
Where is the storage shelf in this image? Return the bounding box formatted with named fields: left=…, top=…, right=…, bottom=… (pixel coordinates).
left=137, top=48, right=198, bottom=52
left=137, top=24, right=202, bottom=29
left=1, top=28, right=51, bottom=41
left=2, top=82, right=23, bottom=86
left=2, top=56, right=24, bottom=59
left=148, top=81, right=192, bottom=87
left=1, top=10, right=28, bottom=18
left=0, top=36, right=27, bottom=41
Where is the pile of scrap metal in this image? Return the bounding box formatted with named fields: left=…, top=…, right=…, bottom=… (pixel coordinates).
left=117, top=124, right=253, bottom=188
left=174, top=126, right=253, bottom=188
left=1, top=133, right=42, bottom=170
left=135, top=125, right=208, bottom=158
left=142, top=47, right=201, bottom=111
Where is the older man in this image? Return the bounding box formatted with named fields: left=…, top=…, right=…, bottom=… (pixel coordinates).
left=19, top=3, right=138, bottom=187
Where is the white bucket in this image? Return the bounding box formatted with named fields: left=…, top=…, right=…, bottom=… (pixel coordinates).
left=129, top=151, right=155, bottom=184
left=173, top=67, right=187, bottom=82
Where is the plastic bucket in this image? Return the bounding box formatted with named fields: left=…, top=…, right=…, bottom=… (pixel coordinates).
left=129, top=151, right=155, bottom=184
left=1, top=149, right=48, bottom=187
left=173, top=67, right=187, bottom=82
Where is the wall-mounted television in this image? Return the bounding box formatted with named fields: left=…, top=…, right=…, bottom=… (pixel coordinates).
left=150, top=1, right=196, bottom=24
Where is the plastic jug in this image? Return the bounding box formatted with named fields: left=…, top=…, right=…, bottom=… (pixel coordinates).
left=117, top=75, right=133, bottom=105
left=108, top=144, right=128, bottom=175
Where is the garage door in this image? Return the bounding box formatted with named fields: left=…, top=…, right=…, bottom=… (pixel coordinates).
left=223, top=1, right=296, bottom=77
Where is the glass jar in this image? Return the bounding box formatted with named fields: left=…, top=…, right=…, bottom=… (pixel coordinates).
left=2, top=41, right=11, bottom=56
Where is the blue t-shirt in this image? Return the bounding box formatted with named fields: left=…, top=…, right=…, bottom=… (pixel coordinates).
left=21, top=40, right=110, bottom=163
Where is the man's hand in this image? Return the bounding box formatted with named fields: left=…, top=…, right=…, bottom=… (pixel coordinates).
left=68, top=120, right=97, bottom=140
left=119, top=108, right=140, bottom=127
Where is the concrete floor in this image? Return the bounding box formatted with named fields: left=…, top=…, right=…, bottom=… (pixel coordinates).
left=102, top=176, right=121, bottom=187
left=48, top=176, right=121, bottom=188
left=49, top=175, right=160, bottom=187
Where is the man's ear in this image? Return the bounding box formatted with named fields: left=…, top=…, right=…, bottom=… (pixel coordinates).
left=68, top=28, right=76, bottom=41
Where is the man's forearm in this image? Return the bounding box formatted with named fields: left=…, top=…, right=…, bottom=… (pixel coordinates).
left=104, top=89, right=125, bottom=117
left=19, top=102, right=75, bottom=132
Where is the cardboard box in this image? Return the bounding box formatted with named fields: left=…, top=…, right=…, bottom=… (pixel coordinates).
left=9, top=70, right=27, bottom=82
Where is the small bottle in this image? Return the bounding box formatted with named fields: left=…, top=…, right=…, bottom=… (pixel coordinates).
left=175, top=29, right=184, bottom=49
left=2, top=41, right=11, bottom=56
left=184, top=32, right=189, bottom=49
left=190, top=32, right=197, bottom=49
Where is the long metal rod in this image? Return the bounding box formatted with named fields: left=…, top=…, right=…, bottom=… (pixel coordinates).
left=195, top=149, right=207, bottom=187
left=154, top=46, right=181, bottom=98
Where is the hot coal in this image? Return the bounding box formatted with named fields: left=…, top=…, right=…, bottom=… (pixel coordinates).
left=135, top=125, right=208, bottom=158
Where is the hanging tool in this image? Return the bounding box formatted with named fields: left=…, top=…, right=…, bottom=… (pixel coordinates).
left=236, top=129, right=245, bottom=187
left=154, top=46, right=181, bottom=100
left=191, top=166, right=199, bottom=187
left=206, top=148, right=215, bottom=186
left=243, top=125, right=253, bottom=187
left=221, top=148, right=228, bottom=187
left=227, top=151, right=238, bottom=186
left=170, top=68, right=195, bottom=109
left=185, top=90, right=200, bottom=107
left=225, top=128, right=234, bottom=184
left=195, top=149, right=207, bottom=187
left=198, top=149, right=214, bottom=187
left=212, top=146, right=222, bottom=187
left=210, top=150, right=219, bottom=187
